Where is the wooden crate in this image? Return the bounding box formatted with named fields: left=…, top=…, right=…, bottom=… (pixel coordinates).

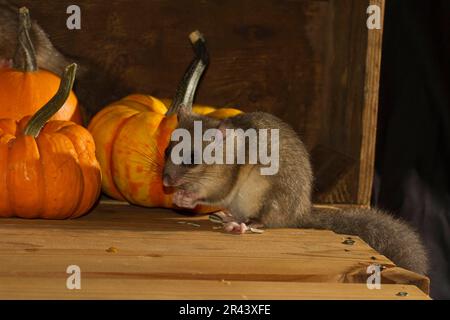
left=1, top=0, right=429, bottom=300
left=10, top=0, right=384, bottom=206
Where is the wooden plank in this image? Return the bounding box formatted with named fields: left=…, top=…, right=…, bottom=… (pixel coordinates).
left=0, top=278, right=429, bottom=300
left=0, top=203, right=429, bottom=299
left=315, top=0, right=384, bottom=205
left=357, top=0, right=385, bottom=205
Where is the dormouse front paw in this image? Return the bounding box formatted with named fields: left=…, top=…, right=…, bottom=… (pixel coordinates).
left=172, top=190, right=198, bottom=209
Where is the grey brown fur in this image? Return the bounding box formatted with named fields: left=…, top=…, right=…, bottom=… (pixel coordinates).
left=163, top=110, right=428, bottom=275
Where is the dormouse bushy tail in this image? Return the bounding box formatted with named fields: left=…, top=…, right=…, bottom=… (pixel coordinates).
left=301, top=207, right=428, bottom=275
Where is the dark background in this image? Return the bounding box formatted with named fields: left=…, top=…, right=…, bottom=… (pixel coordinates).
left=373, top=0, right=450, bottom=299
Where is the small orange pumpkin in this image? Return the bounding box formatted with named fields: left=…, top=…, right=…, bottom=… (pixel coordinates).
left=0, top=64, right=101, bottom=219
left=88, top=31, right=241, bottom=210
left=0, top=8, right=82, bottom=124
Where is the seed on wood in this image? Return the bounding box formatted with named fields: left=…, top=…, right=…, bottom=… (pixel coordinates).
left=396, top=292, right=408, bottom=297
left=209, top=215, right=224, bottom=224
left=249, top=227, right=265, bottom=234
left=371, top=256, right=377, bottom=260
left=187, top=222, right=201, bottom=227
left=342, top=239, right=355, bottom=245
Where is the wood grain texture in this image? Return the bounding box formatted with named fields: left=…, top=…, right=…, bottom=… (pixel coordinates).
left=0, top=202, right=429, bottom=299
left=6, top=0, right=383, bottom=205
left=316, top=0, right=384, bottom=205
left=0, top=278, right=429, bottom=300
left=357, top=0, right=384, bottom=205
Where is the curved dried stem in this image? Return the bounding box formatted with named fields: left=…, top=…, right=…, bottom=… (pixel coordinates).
left=24, top=64, right=77, bottom=137
left=166, top=30, right=209, bottom=116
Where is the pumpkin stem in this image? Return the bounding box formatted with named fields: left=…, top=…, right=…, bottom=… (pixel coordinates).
left=24, top=63, right=77, bottom=137
left=166, top=30, right=209, bottom=116
left=13, top=7, right=38, bottom=72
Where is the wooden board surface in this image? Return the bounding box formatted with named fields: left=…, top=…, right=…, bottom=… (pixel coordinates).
left=0, top=202, right=429, bottom=299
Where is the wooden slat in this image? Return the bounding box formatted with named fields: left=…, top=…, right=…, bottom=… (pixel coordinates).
left=0, top=203, right=429, bottom=299
left=0, top=278, right=429, bottom=300
left=357, top=0, right=385, bottom=205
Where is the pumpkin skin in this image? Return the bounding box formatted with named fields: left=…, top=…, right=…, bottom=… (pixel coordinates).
left=0, top=68, right=82, bottom=123
left=0, top=8, right=82, bottom=124
left=0, top=63, right=101, bottom=219
left=88, top=94, right=242, bottom=209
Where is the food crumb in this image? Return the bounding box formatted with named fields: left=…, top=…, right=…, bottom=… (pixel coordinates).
left=106, top=247, right=118, bottom=253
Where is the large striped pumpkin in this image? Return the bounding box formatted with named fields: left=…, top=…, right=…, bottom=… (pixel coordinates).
left=88, top=94, right=241, bottom=208
left=88, top=31, right=241, bottom=211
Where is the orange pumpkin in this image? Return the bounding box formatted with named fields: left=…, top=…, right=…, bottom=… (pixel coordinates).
left=0, top=64, right=101, bottom=219
left=0, top=8, right=82, bottom=124
left=88, top=31, right=241, bottom=210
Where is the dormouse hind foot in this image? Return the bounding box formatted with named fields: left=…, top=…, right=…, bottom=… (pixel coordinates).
left=223, top=218, right=265, bottom=234
left=224, top=221, right=249, bottom=234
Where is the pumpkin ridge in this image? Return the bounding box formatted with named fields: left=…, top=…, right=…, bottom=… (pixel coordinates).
left=36, top=132, right=83, bottom=219
left=108, top=111, right=141, bottom=202
left=8, top=136, right=45, bottom=218
left=58, top=124, right=101, bottom=218
left=60, top=131, right=85, bottom=219
left=152, top=115, right=178, bottom=207
left=0, top=140, right=12, bottom=217
left=112, top=111, right=168, bottom=206
left=35, top=137, right=46, bottom=219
